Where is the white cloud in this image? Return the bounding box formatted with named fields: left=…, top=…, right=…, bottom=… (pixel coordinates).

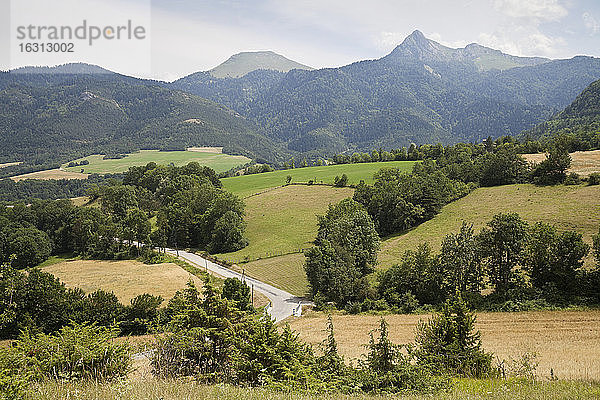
left=493, top=0, right=568, bottom=22
left=582, top=12, right=600, bottom=35
left=478, top=26, right=566, bottom=58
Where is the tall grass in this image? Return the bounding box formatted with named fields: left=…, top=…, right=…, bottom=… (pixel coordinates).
left=29, top=379, right=600, bottom=400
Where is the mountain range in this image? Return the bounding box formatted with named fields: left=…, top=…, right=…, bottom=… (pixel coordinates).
left=1, top=30, right=600, bottom=169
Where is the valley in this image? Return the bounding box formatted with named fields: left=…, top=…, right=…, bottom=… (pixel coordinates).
left=1, top=15, right=600, bottom=400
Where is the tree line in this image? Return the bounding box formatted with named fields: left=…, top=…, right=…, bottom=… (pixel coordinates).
left=0, top=162, right=248, bottom=269
left=305, top=201, right=600, bottom=312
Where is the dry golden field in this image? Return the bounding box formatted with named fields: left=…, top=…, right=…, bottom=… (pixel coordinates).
left=289, top=310, right=600, bottom=381
left=43, top=259, right=201, bottom=303
left=523, top=149, right=600, bottom=176
left=10, top=168, right=88, bottom=181
left=0, top=161, right=22, bottom=168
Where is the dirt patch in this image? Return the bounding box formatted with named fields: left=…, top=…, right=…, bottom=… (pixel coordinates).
left=10, top=168, right=89, bottom=182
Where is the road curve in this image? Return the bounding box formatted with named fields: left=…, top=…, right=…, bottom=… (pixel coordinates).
left=165, top=248, right=310, bottom=322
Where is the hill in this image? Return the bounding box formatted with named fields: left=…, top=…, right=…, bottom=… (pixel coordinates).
left=0, top=66, right=289, bottom=173
left=208, top=51, right=313, bottom=78
left=378, top=183, right=600, bottom=268
left=526, top=78, right=600, bottom=142
left=172, top=31, right=600, bottom=155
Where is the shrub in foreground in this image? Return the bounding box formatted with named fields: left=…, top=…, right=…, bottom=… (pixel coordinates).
left=413, top=296, right=493, bottom=378
left=0, top=323, right=130, bottom=381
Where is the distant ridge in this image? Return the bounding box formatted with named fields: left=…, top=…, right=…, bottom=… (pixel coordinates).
left=208, top=51, right=313, bottom=78
left=385, top=30, right=550, bottom=71
left=11, top=63, right=114, bottom=75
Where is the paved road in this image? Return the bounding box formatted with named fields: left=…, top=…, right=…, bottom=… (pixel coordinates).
left=165, top=248, right=310, bottom=322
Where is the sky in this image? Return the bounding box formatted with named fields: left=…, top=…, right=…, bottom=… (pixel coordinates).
left=1, top=0, right=599, bottom=81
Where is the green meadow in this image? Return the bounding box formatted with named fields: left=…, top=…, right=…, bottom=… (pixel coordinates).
left=221, top=161, right=417, bottom=198
left=62, top=150, right=250, bottom=174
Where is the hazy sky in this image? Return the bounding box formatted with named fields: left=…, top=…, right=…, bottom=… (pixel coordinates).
left=2, top=0, right=599, bottom=81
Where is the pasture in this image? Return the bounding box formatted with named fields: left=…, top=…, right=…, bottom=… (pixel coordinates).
left=62, top=149, right=250, bottom=174
left=43, top=259, right=201, bottom=303
left=378, top=183, right=600, bottom=268
left=289, top=309, right=600, bottom=381
left=221, top=160, right=416, bottom=198
left=214, top=185, right=353, bottom=295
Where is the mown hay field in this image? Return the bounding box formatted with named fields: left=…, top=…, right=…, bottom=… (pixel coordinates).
left=42, top=259, right=201, bottom=303
left=62, top=149, right=250, bottom=174
left=523, top=149, right=600, bottom=176
left=289, top=310, right=600, bottom=381
left=221, top=160, right=416, bottom=198
left=10, top=168, right=89, bottom=181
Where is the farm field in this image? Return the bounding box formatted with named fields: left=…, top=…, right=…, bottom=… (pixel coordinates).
left=215, top=185, right=353, bottom=296
left=62, top=149, right=250, bottom=174
left=10, top=168, right=89, bottom=182
left=523, top=149, right=600, bottom=176
left=229, top=253, right=308, bottom=297
left=379, top=183, right=600, bottom=269
left=0, top=161, right=21, bottom=168
left=289, top=310, right=600, bottom=381
left=221, top=160, right=416, bottom=198
left=42, top=259, right=202, bottom=303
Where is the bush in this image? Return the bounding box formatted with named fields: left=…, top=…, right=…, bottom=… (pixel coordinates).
left=334, top=174, right=348, bottom=187
left=353, top=319, right=450, bottom=394
left=2, top=323, right=130, bottom=381
left=564, top=172, right=581, bottom=185
left=0, top=369, right=28, bottom=400
left=413, top=296, right=493, bottom=378
left=588, top=172, right=600, bottom=185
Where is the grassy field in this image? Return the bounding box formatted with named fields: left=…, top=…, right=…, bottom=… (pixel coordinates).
left=62, top=149, right=250, bottom=174
left=222, top=161, right=416, bottom=198
left=215, top=185, right=353, bottom=296
left=10, top=168, right=89, bottom=181
left=30, top=378, right=600, bottom=399
left=43, top=259, right=202, bottom=303
left=290, top=309, right=600, bottom=381
left=379, top=183, right=600, bottom=268
left=523, top=149, right=600, bottom=176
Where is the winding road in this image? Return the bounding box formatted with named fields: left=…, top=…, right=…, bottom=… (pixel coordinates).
left=165, top=248, right=310, bottom=322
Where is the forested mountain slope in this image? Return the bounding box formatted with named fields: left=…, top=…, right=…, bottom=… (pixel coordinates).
left=172, top=31, right=600, bottom=155
left=526, top=78, right=600, bottom=146
left=0, top=68, right=288, bottom=168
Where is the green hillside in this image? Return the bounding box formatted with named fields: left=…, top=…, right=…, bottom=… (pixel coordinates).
left=0, top=70, right=288, bottom=173
left=221, top=160, right=416, bottom=197
left=378, top=183, right=600, bottom=268
left=221, top=183, right=600, bottom=296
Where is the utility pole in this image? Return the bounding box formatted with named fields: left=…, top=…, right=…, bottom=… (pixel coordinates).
left=251, top=284, right=254, bottom=307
